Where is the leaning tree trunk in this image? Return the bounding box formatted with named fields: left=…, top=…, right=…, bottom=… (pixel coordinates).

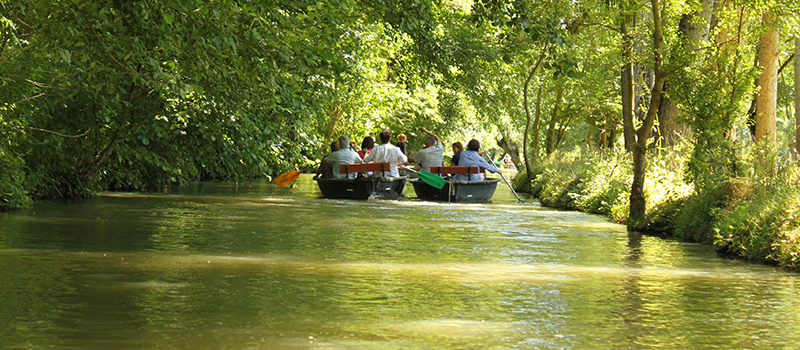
left=629, top=0, right=667, bottom=230
left=79, top=129, right=123, bottom=180
left=794, top=37, right=800, bottom=159
left=755, top=11, right=779, bottom=148
left=496, top=137, right=520, bottom=168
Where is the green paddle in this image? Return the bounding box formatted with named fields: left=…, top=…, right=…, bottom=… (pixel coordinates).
left=402, top=166, right=446, bottom=189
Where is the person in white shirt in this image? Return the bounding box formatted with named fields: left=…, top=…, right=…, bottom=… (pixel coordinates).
left=325, top=135, right=363, bottom=179
left=411, top=127, right=443, bottom=173
left=363, top=129, right=408, bottom=177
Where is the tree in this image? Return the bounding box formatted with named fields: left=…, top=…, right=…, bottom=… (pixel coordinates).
left=796, top=36, right=800, bottom=158
left=755, top=10, right=779, bottom=148
left=0, top=1, right=442, bottom=198
left=656, top=0, right=715, bottom=149
left=620, top=1, right=637, bottom=152
left=628, top=0, right=667, bottom=229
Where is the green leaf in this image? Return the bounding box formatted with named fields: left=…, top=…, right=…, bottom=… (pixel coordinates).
left=163, top=11, right=174, bottom=24
left=59, top=49, right=71, bottom=63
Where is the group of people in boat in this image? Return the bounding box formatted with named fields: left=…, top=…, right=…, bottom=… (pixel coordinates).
left=316, top=127, right=498, bottom=181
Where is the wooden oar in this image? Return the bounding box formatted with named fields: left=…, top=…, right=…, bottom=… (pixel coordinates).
left=483, top=155, right=528, bottom=203
left=402, top=166, right=446, bottom=189
left=274, top=170, right=301, bottom=188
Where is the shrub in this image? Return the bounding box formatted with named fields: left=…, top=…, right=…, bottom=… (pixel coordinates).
left=0, top=149, right=32, bottom=211
left=713, top=161, right=800, bottom=267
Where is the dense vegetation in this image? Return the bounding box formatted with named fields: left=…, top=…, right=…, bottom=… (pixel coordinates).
left=2, top=1, right=800, bottom=267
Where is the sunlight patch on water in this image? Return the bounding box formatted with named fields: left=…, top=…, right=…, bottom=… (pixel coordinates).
left=267, top=319, right=519, bottom=350
left=63, top=251, right=789, bottom=285
left=386, top=318, right=514, bottom=338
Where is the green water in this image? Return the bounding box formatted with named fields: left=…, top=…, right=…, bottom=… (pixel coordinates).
left=1, top=174, right=798, bottom=349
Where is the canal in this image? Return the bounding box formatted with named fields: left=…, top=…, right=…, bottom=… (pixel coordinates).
left=1, top=173, right=798, bottom=349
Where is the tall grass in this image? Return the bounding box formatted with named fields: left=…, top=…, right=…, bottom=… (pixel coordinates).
left=712, top=148, right=800, bottom=269
left=518, top=146, right=691, bottom=223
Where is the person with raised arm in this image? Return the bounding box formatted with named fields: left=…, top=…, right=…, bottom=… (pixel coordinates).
left=411, top=127, right=443, bottom=173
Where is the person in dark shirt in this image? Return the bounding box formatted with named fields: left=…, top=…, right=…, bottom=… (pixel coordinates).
left=316, top=141, right=340, bottom=178
left=397, top=133, right=407, bottom=155
left=450, top=142, right=464, bottom=166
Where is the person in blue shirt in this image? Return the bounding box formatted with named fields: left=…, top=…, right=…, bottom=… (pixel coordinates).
left=455, top=139, right=497, bottom=181
left=325, top=135, right=363, bottom=179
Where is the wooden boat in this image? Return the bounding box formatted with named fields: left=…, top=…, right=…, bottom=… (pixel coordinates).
left=314, top=162, right=407, bottom=199
left=410, top=166, right=499, bottom=203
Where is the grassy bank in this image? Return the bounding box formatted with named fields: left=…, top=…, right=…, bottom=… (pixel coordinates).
left=512, top=147, right=800, bottom=271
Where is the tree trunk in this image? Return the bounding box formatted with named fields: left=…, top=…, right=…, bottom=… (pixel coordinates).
left=532, top=84, right=543, bottom=160
left=545, top=85, right=563, bottom=155
left=523, top=75, right=533, bottom=180
left=657, top=1, right=713, bottom=148
left=522, top=48, right=548, bottom=182
left=794, top=37, right=800, bottom=159
left=496, top=136, right=520, bottom=169
left=629, top=0, right=666, bottom=230
left=621, top=2, right=636, bottom=152
left=755, top=11, right=778, bottom=147
left=657, top=86, right=682, bottom=148
left=79, top=129, right=123, bottom=180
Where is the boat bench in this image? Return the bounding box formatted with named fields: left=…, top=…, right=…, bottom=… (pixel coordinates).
left=429, top=166, right=486, bottom=175
left=340, top=162, right=392, bottom=177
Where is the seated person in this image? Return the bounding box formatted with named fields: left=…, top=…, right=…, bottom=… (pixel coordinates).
left=363, top=129, right=408, bottom=177
left=397, top=133, right=407, bottom=155
left=325, top=135, right=363, bottom=179
left=455, top=139, right=498, bottom=181
left=450, top=142, right=463, bottom=166
left=359, top=136, right=375, bottom=159
left=315, top=141, right=339, bottom=178
left=451, top=141, right=487, bottom=166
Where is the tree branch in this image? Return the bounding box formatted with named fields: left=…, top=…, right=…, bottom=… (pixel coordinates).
left=10, top=92, right=47, bottom=105
left=578, top=22, right=621, bottom=34
left=778, top=53, right=795, bottom=75
left=25, top=79, right=71, bottom=90
left=235, top=36, right=279, bottom=54
left=236, top=12, right=371, bottom=36
left=14, top=125, right=91, bottom=138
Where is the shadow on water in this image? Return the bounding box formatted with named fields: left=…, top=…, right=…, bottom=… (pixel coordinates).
left=1, top=174, right=799, bottom=349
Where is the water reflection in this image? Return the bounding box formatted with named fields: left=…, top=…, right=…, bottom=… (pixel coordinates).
left=1, top=174, right=799, bottom=349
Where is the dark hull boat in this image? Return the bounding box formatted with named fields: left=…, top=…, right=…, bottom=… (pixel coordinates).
left=314, top=162, right=406, bottom=200
left=314, top=176, right=406, bottom=199
left=411, top=178, right=499, bottom=202
left=409, top=166, right=498, bottom=203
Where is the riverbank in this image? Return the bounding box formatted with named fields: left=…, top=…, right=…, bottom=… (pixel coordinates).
left=511, top=147, right=800, bottom=271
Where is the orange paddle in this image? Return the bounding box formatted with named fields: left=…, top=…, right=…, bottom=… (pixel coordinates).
left=274, top=170, right=301, bottom=188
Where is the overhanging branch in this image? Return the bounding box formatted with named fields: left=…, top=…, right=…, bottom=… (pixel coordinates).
left=13, top=125, right=91, bottom=138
